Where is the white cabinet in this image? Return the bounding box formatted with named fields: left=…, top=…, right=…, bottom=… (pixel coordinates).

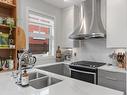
left=107, top=0, right=127, bottom=48
left=98, top=69, right=126, bottom=94
left=61, top=6, right=75, bottom=48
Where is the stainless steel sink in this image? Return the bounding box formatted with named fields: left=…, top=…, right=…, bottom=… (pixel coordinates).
left=29, top=76, right=62, bottom=89
left=37, top=64, right=71, bottom=77
left=29, top=72, right=46, bottom=80
left=16, top=72, right=62, bottom=89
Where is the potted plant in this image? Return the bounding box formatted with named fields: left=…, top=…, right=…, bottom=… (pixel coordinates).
left=6, top=17, right=15, bottom=48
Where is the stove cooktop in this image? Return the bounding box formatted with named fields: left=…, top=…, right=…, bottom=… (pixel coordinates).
left=70, top=61, right=106, bottom=68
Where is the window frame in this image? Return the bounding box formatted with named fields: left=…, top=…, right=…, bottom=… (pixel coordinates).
left=26, top=7, right=55, bottom=58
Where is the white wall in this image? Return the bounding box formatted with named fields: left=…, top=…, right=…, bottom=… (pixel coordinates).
left=73, top=39, right=114, bottom=63
left=61, top=6, right=74, bottom=48
left=17, top=0, right=62, bottom=65
left=17, top=0, right=117, bottom=65
left=71, top=0, right=114, bottom=64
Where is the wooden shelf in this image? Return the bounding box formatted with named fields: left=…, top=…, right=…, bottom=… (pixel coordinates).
left=0, top=69, right=15, bottom=73
left=0, top=0, right=17, bottom=71
left=0, top=24, right=8, bottom=28
left=0, top=24, right=16, bottom=29
left=0, top=47, right=16, bottom=50
left=0, top=1, right=16, bottom=9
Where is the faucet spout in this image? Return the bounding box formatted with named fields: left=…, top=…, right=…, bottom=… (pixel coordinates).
left=16, top=49, right=36, bottom=84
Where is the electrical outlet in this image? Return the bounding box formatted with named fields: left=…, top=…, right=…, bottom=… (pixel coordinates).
left=74, top=52, right=77, bottom=57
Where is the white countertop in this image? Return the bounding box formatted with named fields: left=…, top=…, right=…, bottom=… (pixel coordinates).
left=0, top=62, right=124, bottom=95
left=98, top=65, right=127, bottom=73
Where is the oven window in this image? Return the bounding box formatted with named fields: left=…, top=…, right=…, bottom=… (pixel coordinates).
left=71, top=70, right=95, bottom=84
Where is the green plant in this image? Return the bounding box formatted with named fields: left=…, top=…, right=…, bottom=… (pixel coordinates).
left=6, top=18, right=15, bottom=34
left=8, top=23, right=15, bottom=35
left=6, top=18, right=16, bottom=45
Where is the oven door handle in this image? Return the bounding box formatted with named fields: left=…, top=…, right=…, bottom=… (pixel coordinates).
left=70, top=68, right=96, bottom=75
left=70, top=68, right=96, bottom=84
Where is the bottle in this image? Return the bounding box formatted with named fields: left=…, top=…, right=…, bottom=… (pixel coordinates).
left=8, top=31, right=14, bottom=48
left=56, top=46, right=62, bottom=62
left=8, top=56, right=14, bottom=70
left=21, top=70, right=29, bottom=86
left=0, top=57, right=3, bottom=71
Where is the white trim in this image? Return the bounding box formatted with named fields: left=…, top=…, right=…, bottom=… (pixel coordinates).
left=26, top=7, right=56, bottom=21
left=26, top=7, right=55, bottom=57
left=33, top=54, right=55, bottom=60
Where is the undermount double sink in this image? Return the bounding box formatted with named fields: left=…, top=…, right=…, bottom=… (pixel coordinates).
left=26, top=64, right=69, bottom=89
left=29, top=72, right=62, bottom=89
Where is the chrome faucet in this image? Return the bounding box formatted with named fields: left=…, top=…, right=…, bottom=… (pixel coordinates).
left=15, top=49, right=36, bottom=84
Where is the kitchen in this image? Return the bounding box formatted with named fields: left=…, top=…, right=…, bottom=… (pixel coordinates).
left=0, top=0, right=126, bottom=95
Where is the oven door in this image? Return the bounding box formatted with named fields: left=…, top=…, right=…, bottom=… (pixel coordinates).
left=70, top=68, right=96, bottom=84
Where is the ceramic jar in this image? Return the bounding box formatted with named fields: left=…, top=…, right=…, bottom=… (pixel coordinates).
left=8, top=59, right=14, bottom=70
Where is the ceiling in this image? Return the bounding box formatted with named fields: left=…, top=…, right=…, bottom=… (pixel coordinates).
left=42, top=0, right=81, bottom=8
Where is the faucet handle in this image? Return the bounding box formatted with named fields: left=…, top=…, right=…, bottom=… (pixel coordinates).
left=15, top=72, right=22, bottom=84
left=11, top=70, right=19, bottom=78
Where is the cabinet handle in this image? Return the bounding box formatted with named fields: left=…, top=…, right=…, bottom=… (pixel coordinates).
left=105, top=77, right=118, bottom=81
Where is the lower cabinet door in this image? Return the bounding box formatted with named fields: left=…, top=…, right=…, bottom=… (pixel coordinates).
left=98, top=77, right=125, bottom=92
left=98, top=69, right=126, bottom=95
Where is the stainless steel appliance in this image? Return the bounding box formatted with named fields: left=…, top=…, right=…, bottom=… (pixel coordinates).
left=69, top=61, right=106, bottom=84
left=61, top=48, right=73, bottom=61
left=69, top=0, right=106, bottom=40
left=15, top=49, right=36, bottom=85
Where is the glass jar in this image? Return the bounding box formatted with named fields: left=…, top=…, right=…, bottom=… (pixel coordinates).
left=0, top=17, right=3, bottom=24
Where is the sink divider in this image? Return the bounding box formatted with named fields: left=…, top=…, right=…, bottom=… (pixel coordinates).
left=29, top=75, right=49, bottom=82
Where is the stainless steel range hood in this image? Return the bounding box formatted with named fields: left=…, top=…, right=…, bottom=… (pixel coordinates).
left=69, top=0, right=106, bottom=40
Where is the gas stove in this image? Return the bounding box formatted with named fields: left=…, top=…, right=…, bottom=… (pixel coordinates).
left=70, top=61, right=106, bottom=69
left=69, top=61, right=106, bottom=84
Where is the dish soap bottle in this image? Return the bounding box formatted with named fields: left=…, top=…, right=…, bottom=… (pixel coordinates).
left=56, top=46, right=62, bottom=62
left=21, top=70, right=29, bottom=86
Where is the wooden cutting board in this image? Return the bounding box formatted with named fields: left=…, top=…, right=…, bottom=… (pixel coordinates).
left=17, top=27, right=26, bottom=50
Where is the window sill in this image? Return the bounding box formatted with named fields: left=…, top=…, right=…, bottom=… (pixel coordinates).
left=33, top=54, right=55, bottom=61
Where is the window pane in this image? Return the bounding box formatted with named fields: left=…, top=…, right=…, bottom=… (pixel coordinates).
left=28, top=10, right=54, bottom=55
left=29, top=39, right=49, bottom=54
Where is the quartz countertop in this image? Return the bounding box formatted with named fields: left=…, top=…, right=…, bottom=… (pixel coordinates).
left=98, top=65, right=127, bottom=73
left=0, top=62, right=124, bottom=95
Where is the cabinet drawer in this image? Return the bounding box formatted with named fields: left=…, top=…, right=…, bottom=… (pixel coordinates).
left=98, top=69, right=126, bottom=81
left=98, top=77, right=126, bottom=92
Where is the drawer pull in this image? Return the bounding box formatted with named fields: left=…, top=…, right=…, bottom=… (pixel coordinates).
left=105, top=77, right=118, bottom=81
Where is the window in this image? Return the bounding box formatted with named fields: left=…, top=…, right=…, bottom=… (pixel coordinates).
left=28, top=10, right=55, bottom=56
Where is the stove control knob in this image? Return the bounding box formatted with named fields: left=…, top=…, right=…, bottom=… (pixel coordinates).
left=93, top=65, right=96, bottom=68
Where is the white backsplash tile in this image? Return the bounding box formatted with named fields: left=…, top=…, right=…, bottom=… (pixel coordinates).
left=72, top=38, right=114, bottom=63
